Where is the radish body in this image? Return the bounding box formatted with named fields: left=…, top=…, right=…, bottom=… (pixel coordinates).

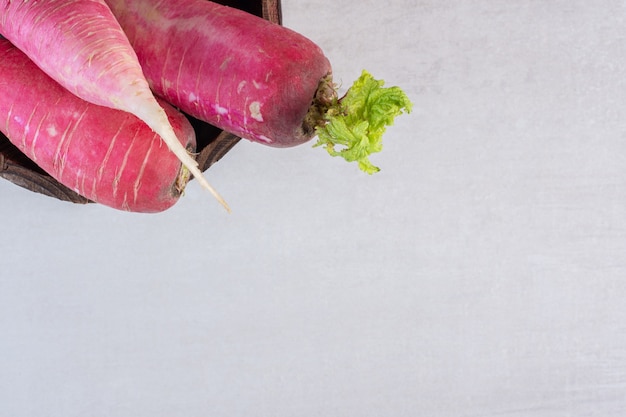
left=0, top=0, right=224, bottom=207
left=104, top=0, right=333, bottom=147
left=0, top=38, right=195, bottom=213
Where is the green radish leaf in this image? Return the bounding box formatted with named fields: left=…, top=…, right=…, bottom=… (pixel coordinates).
left=314, top=70, right=412, bottom=174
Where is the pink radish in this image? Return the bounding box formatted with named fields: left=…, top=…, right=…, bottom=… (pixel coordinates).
left=105, top=0, right=331, bottom=148
left=0, top=0, right=227, bottom=209
left=0, top=38, right=194, bottom=213
left=105, top=0, right=412, bottom=174
left=105, top=0, right=331, bottom=146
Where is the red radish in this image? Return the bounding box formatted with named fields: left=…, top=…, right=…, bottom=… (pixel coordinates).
left=0, top=38, right=194, bottom=213
left=105, top=0, right=332, bottom=148
left=0, top=0, right=227, bottom=209
left=105, top=0, right=412, bottom=173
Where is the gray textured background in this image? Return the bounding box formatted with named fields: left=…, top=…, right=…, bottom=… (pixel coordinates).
left=2, top=1, right=626, bottom=415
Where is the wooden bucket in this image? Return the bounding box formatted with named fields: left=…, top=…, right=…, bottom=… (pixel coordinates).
left=0, top=0, right=282, bottom=204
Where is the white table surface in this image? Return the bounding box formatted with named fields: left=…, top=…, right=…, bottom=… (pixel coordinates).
left=2, top=1, right=626, bottom=416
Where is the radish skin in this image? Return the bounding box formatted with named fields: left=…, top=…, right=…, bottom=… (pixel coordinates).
left=0, top=0, right=228, bottom=210
left=104, top=0, right=333, bottom=148
left=0, top=38, right=194, bottom=213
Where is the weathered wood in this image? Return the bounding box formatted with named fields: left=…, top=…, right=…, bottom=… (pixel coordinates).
left=262, top=0, right=282, bottom=24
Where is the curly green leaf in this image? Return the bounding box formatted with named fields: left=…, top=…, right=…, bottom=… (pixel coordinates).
left=314, top=70, right=412, bottom=174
